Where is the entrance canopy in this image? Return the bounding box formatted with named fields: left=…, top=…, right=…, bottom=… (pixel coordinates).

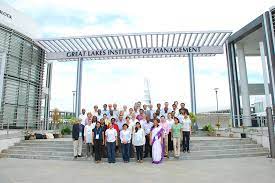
left=36, top=30, right=232, bottom=119
left=35, top=31, right=232, bottom=61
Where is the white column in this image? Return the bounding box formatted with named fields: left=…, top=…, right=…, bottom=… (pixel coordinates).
left=44, top=62, right=53, bottom=130
left=236, top=44, right=251, bottom=126
left=75, top=58, right=83, bottom=118
left=259, top=42, right=271, bottom=107
left=188, top=54, right=196, bottom=114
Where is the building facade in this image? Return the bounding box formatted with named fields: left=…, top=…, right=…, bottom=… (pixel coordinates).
left=0, top=3, right=45, bottom=129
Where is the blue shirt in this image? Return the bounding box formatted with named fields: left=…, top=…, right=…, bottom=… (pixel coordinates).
left=93, top=127, right=103, bottom=140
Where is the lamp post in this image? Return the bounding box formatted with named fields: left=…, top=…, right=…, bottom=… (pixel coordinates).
left=214, top=88, right=220, bottom=131
left=214, top=88, right=219, bottom=112
left=72, top=91, right=76, bottom=117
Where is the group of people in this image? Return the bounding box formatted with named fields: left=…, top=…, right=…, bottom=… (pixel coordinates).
left=72, top=101, right=192, bottom=164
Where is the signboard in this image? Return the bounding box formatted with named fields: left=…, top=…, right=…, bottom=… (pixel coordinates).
left=46, top=46, right=224, bottom=60
left=0, top=2, right=39, bottom=38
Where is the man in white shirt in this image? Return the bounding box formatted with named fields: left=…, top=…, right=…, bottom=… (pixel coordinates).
left=116, top=115, right=125, bottom=131
left=142, top=115, right=153, bottom=158
left=113, top=103, right=119, bottom=117
left=122, top=105, right=128, bottom=119
left=182, top=111, right=192, bottom=153
left=102, top=104, right=109, bottom=116
left=178, top=109, right=184, bottom=124
left=172, top=104, right=179, bottom=117
left=105, top=123, right=118, bottom=163
left=92, top=105, right=99, bottom=117
left=148, top=104, right=154, bottom=121
left=78, top=108, right=87, bottom=126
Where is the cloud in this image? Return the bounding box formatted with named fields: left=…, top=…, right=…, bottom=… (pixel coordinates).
left=3, top=0, right=272, bottom=112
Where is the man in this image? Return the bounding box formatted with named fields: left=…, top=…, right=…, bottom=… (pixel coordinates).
left=72, top=119, right=85, bottom=159
left=172, top=104, right=179, bottom=117
left=79, top=108, right=87, bottom=126
left=117, top=115, right=125, bottom=131
left=92, top=105, right=99, bottom=117
left=105, top=123, right=118, bottom=163
left=129, top=108, right=134, bottom=117
left=136, top=109, right=145, bottom=121
left=84, top=118, right=94, bottom=159
left=113, top=103, right=119, bottom=118
left=178, top=109, right=184, bottom=124
left=97, top=109, right=103, bottom=120
left=159, top=115, right=170, bottom=157
left=109, top=110, right=117, bottom=120
left=182, top=110, right=192, bottom=153
left=134, top=106, right=139, bottom=116
left=102, top=104, right=109, bottom=116
left=108, top=104, right=113, bottom=114
left=161, top=102, right=171, bottom=118
left=142, top=115, right=153, bottom=158
left=156, top=103, right=161, bottom=112
left=148, top=104, right=154, bottom=121
left=180, top=103, right=189, bottom=115
left=122, top=105, right=128, bottom=119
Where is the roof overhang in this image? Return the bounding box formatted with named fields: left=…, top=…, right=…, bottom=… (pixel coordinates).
left=35, top=31, right=232, bottom=61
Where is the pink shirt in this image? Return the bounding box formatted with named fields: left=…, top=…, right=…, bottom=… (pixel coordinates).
left=160, top=122, right=169, bottom=135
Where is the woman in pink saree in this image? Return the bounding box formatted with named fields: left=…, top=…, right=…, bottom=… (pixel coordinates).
left=150, top=118, right=164, bottom=164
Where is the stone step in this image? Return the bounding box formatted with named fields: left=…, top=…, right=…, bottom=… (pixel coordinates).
left=3, top=151, right=269, bottom=161
left=9, top=143, right=263, bottom=152
left=16, top=139, right=256, bottom=147
left=6, top=147, right=268, bottom=157
left=20, top=138, right=254, bottom=144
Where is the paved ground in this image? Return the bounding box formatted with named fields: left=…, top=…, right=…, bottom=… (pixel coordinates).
left=0, top=157, right=275, bottom=183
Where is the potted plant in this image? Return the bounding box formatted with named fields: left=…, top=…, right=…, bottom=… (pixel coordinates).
left=202, top=123, right=216, bottom=136
left=216, top=121, right=221, bottom=137
left=24, top=130, right=31, bottom=140
left=240, top=125, right=246, bottom=138
left=61, top=125, right=72, bottom=138
left=228, top=123, right=234, bottom=138
left=189, top=112, right=198, bottom=132
left=52, top=108, right=62, bottom=138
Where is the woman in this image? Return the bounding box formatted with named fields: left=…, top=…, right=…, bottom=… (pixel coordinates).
left=132, top=122, right=145, bottom=163
left=167, top=113, right=175, bottom=152
left=150, top=118, right=164, bottom=164
left=171, top=117, right=182, bottom=158
left=84, top=119, right=93, bottom=159
left=120, top=124, right=131, bottom=163
left=92, top=122, right=104, bottom=163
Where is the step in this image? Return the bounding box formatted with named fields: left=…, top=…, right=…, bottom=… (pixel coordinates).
left=3, top=151, right=269, bottom=161
left=9, top=143, right=263, bottom=152
left=6, top=147, right=268, bottom=157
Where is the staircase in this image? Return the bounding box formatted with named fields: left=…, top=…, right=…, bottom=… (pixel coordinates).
left=1, top=137, right=269, bottom=161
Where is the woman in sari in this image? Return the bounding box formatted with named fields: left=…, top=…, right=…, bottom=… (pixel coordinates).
left=150, top=118, right=164, bottom=164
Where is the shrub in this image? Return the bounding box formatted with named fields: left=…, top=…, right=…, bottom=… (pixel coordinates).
left=61, top=125, right=72, bottom=135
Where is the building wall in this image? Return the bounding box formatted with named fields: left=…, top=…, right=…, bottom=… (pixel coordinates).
left=0, top=23, right=45, bottom=129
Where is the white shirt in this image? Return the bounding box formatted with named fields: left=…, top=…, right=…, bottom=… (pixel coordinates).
left=178, top=114, right=184, bottom=124
left=142, top=121, right=153, bottom=135
left=84, top=125, right=94, bottom=143
left=120, top=129, right=132, bottom=143
left=79, top=114, right=86, bottom=126
left=167, top=119, right=175, bottom=131
left=182, top=117, right=192, bottom=132
left=117, top=119, right=125, bottom=131
left=125, top=121, right=135, bottom=134
left=105, top=128, right=117, bottom=142
left=132, top=128, right=145, bottom=146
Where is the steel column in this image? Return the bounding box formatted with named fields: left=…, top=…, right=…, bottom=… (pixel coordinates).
left=75, top=58, right=83, bottom=118
left=188, top=54, right=196, bottom=114
left=44, top=62, right=53, bottom=130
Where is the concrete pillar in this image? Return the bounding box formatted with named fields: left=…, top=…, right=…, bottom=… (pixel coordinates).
left=188, top=54, right=196, bottom=114
left=236, top=44, right=251, bottom=126
left=259, top=42, right=271, bottom=107
left=44, top=62, right=53, bottom=130
left=75, top=58, right=83, bottom=118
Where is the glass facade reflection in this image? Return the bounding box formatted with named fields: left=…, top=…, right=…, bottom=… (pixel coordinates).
left=0, top=23, right=45, bottom=129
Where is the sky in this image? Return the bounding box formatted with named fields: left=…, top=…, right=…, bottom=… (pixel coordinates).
left=3, top=0, right=274, bottom=112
